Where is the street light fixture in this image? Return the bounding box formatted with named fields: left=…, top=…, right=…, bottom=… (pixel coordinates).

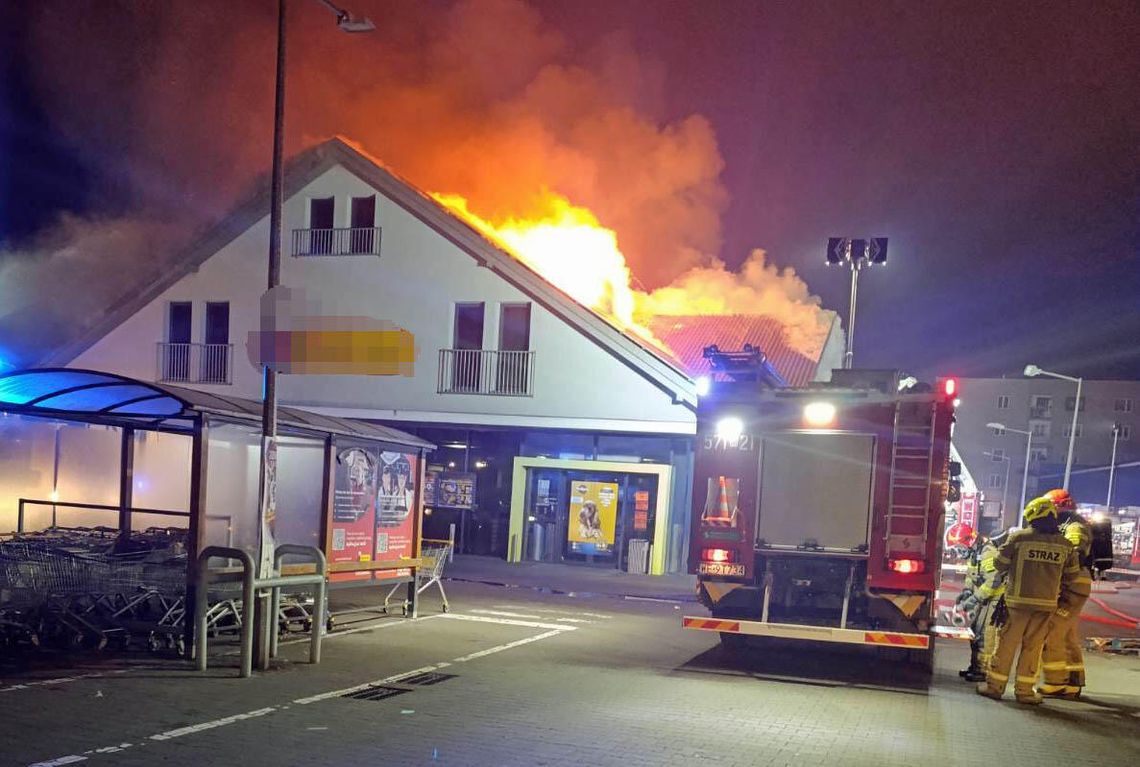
left=1107, top=422, right=1122, bottom=508
left=826, top=237, right=887, bottom=369
left=983, top=450, right=1012, bottom=530
left=988, top=422, right=1033, bottom=526
left=1023, top=364, right=1082, bottom=490
left=256, top=0, right=374, bottom=670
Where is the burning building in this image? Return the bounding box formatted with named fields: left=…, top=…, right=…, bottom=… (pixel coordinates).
left=16, top=137, right=842, bottom=574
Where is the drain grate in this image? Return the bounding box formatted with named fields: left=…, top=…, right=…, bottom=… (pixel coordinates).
left=341, top=685, right=412, bottom=701
left=398, top=671, right=458, bottom=686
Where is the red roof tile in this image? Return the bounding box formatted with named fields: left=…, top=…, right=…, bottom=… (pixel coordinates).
left=646, top=314, right=826, bottom=387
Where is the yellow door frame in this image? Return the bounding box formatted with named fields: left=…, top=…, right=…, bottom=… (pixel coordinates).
left=508, top=456, right=673, bottom=575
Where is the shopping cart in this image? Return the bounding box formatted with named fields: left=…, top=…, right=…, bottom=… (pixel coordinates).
left=382, top=539, right=452, bottom=616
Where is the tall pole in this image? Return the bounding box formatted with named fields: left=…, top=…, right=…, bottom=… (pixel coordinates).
left=1107, top=423, right=1120, bottom=508
left=1018, top=431, right=1032, bottom=526
left=254, top=0, right=287, bottom=670
left=844, top=260, right=860, bottom=369
left=1001, top=456, right=1010, bottom=529
left=1062, top=376, right=1082, bottom=489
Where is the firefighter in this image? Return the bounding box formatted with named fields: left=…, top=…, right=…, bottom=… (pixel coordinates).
left=957, top=528, right=1008, bottom=681
left=977, top=497, right=1080, bottom=704
left=1038, top=488, right=1094, bottom=699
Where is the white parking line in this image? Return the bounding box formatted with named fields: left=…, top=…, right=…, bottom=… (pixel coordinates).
left=25, top=611, right=574, bottom=767
left=2, top=670, right=131, bottom=694
left=440, top=613, right=579, bottom=631
left=451, top=629, right=564, bottom=662
left=492, top=604, right=612, bottom=619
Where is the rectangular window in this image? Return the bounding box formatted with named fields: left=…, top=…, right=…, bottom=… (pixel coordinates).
left=987, top=474, right=1003, bottom=489
left=1115, top=398, right=1134, bottom=413
left=1031, top=421, right=1050, bottom=438
left=991, top=449, right=1005, bottom=462
left=349, top=195, right=377, bottom=254
left=309, top=197, right=335, bottom=254
left=453, top=303, right=485, bottom=350
left=1062, top=423, right=1083, bottom=438
left=496, top=303, right=532, bottom=395
left=450, top=303, right=485, bottom=393
left=202, top=302, right=231, bottom=384
left=499, top=304, right=531, bottom=351
left=165, top=302, right=192, bottom=382
left=990, top=425, right=1006, bottom=436
left=1030, top=447, right=1049, bottom=462
left=1032, top=395, right=1052, bottom=409
left=1122, top=425, right=1133, bottom=441
left=996, top=395, right=1010, bottom=410
left=1064, top=396, right=1086, bottom=412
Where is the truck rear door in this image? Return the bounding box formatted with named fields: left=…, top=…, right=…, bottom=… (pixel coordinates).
left=756, top=433, right=875, bottom=551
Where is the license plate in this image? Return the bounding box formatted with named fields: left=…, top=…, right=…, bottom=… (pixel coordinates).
left=699, top=562, right=745, bottom=577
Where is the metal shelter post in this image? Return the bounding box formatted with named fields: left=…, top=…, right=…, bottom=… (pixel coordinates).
left=184, top=416, right=209, bottom=656
left=118, top=427, right=135, bottom=543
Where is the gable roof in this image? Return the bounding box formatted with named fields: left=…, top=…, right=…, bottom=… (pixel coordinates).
left=646, top=313, right=837, bottom=387
left=43, top=137, right=698, bottom=410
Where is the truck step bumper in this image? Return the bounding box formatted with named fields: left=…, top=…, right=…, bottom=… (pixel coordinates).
left=682, top=615, right=942, bottom=649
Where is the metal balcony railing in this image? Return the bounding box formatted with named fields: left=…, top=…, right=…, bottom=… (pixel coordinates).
left=157, top=343, right=233, bottom=385
left=291, top=227, right=382, bottom=257
left=437, top=349, right=535, bottom=397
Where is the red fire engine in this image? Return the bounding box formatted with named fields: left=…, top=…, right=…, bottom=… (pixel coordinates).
left=683, top=346, right=961, bottom=669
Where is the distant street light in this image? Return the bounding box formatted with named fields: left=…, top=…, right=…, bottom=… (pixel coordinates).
left=988, top=422, right=1033, bottom=526
left=1023, top=364, right=1082, bottom=490
left=256, top=0, right=374, bottom=671
left=983, top=450, right=1012, bottom=530
left=1107, top=422, right=1122, bottom=508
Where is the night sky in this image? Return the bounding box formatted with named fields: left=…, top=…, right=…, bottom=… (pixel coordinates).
left=2, top=0, right=1137, bottom=379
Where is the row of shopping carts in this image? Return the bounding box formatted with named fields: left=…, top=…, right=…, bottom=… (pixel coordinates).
left=0, top=526, right=243, bottom=654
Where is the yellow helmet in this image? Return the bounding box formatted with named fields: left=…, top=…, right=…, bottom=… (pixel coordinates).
left=1023, top=496, right=1058, bottom=523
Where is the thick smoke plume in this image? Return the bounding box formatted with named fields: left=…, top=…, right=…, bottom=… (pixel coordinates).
left=3, top=0, right=831, bottom=365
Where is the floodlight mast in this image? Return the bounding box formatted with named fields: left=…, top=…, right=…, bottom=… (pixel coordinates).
left=826, top=237, right=887, bottom=369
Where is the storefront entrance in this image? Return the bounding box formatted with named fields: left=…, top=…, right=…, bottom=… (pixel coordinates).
left=508, top=458, right=672, bottom=574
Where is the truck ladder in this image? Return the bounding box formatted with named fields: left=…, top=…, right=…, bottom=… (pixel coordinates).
left=884, top=400, right=938, bottom=554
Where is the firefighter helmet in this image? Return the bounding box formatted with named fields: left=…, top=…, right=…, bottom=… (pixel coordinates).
left=1044, top=488, right=1076, bottom=513
left=946, top=522, right=978, bottom=548
left=1023, top=496, right=1058, bottom=523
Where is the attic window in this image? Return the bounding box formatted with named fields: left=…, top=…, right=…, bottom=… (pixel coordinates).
left=292, top=196, right=382, bottom=257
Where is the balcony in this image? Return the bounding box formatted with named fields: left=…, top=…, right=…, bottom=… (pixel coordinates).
left=157, top=343, right=233, bottom=385
left=291, top=227, right=382, bottom=257
left=437, top=349, right=535, bottom=397
left=1029, top=405, right=1052, bottom=419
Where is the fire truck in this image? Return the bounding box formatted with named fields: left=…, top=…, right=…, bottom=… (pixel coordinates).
left=683, top=346, right=961, bottom=669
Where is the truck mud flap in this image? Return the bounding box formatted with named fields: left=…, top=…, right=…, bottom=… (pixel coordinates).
left=683, top=616, right=932, bottom=649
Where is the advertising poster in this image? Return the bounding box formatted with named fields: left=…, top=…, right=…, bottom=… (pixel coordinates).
left=375, top=452, right=418, bottom=581
left=567, top=481, right=618, bottom=553
left=424, top=471, right=476, bottom=510
left=633, top=490, right=650, bottom=532
left=959, top=492, right=978, bottom=529
left=330, top=444, right=379, bottom=582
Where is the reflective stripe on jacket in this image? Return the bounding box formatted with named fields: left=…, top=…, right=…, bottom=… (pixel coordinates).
left=1062, top=519, right=1093, bottom=598
left=993, top=528, right=1078, bottom=611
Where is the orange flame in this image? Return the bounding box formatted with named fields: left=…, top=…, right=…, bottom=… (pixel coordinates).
left=433, top=190, right=832, bottom=359
left=433, top=192, right=656, bottom=341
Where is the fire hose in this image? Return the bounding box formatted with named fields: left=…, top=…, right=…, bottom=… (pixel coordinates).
left=1083, top=596, right=1140, bottom=630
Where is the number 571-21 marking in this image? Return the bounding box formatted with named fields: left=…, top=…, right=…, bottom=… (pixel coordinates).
left=702, top=434, right=755, bottom=451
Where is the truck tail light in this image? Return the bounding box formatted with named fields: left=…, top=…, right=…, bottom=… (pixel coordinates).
left=888, top=558, right=925, bottom=574
left=702, top=548, right=736, bottom=564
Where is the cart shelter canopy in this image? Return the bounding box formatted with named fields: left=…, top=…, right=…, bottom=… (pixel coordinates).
left=0, top=368, right=432, bottom=448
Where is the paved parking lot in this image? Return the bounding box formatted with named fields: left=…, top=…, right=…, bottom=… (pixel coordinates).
left=2, top=580, right=1137, bottom=767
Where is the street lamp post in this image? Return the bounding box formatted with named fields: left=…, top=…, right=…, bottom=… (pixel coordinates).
left=984, top=450, right=1011, bottom=529
left=1024, top=364, right=1083, bottom=489
left=1107, top=422, right=1122, bottom=508
left=988, top=422, right=1032, bottom=526
left=255, top=0, right=374, bottom=670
